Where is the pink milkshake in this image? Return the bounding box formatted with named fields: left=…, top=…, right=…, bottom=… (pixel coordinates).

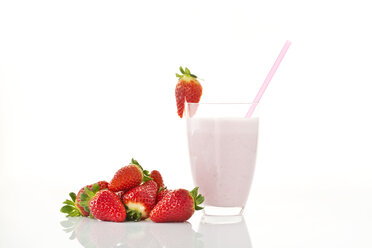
left=186, top=103, right=259, bottom=215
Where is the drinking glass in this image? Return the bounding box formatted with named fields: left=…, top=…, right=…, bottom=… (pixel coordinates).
left=186, top=103, right=259, bottom=216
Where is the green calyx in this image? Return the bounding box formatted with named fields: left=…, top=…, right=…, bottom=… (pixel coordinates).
left=158, top=186, right=167, bottom=194
left=126, top=209, right=142, bottom=222
left=76, top=183, right=101, bottom=215
left=189, top=187, right=204, bottom=211
left=60, top=192, right=82, bottom=217
left=176, top=66, right=197, bottom=79
left=131, top=158, right=153, bottom=183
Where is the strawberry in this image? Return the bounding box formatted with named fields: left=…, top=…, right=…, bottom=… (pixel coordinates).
left=61, top=181, right=108, bottom=217
left=175, top=66, right=202, bottom=118
left=123, top=180, right=158, bottom=221
left=156, top=188, right=171, bottom=203
left=115, top=190, right=127, bottom=202
left=150, top=187, right=204, bottom=223
left=89, top=190, right=126, bottom=222
left=150, top=170, right=164, bottom=190
left=108, top=158, right=152, bottom=192
left=79, top=184, right=127, bottom=222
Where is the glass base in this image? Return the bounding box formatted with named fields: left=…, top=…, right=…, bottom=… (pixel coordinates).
left=203, top=206, right=244, bottom=216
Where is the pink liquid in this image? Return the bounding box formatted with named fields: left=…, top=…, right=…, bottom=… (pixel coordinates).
left=187, top=117, right=259, bottom=207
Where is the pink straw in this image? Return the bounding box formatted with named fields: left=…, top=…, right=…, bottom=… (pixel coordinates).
left=245, top=40, right=291, bottom=118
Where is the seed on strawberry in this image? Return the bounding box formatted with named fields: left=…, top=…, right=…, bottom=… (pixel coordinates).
left=108, top=158, right=152, bottom=192
left=150, top=170, right=164, bottom=190
left=156, top=188, right=171, bottom=204
left=123, top=180, right=158, bottom=221
left=61, top=181, right=108, bottom=217
left=175, top=66, right=203, bottom=118
left=150, top=187, right=204, bottom=223
left=78, top=185, right=127, bottom=222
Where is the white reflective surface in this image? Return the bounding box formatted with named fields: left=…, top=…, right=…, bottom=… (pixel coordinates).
left=60, top=214, right=251, bottom=248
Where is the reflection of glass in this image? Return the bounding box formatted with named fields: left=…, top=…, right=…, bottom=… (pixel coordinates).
left=198, top=216, right=252, bottom=248
left=186, top=103, right=259, bottom=216
left=148, top=222, right=202, bottom=247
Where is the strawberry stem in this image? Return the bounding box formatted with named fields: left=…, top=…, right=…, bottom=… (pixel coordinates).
left=177, top=66, right=197, bottom=79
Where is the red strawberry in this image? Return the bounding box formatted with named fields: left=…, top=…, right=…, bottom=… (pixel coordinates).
left=116, top=190, right=127, bottom=201
left=175, top=66, right=202, bottom=118
left=150, top=187, right=204, bottom=223
left=156, top=188, right=171, bottom=204
left=88, top=189, right=127, bottom=222
left=61, top=181, right=108, bottom=217
left=109, top=158, right=152, bottom=192
left=76, top=181, right=109, bottom=216
left=123, top=180, right=158, bottom=221
left=150, top=170, right=164, bottom=190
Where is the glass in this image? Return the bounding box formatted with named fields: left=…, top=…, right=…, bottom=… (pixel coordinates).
left=186, top=103, right=259, bottom=216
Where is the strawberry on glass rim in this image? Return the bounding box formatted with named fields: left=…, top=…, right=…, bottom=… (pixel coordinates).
left=175, top=66, right=202, bottom=118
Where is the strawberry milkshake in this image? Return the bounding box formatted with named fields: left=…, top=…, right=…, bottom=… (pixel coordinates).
left=186, top=103, right=259, bottom=215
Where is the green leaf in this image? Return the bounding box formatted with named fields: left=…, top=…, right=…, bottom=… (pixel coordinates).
left=195, top=205, right=204, bottom=210
left=92, top=183, right=100, bottom=194
left=84, top=206, right=90, bottom=213
left=69, top=192, right=76, bottom=202
left=131, top=158, right=144, bottom=171
left=63, top=200, right=75, bottom=206
left=67, top=209, right=81, bottom=217
left=131, top=158, right=140, bottom=166
left=80, top=193, right=88, bottom=201
left=142, top=175, right=153, bottom=183
left=176, top=73, right=182, bottom=78
left=126, top=210, right=142, bottom=222
left=195, top=195, right=204, bottom=205
left=189, top=187, right=204, bottom=211
left=84, top=187, right=95, bottom=198
left=190, top=73, right=197, bottom=78
left=158, top=187, right=164, bottom=194
left=179, top=66, right=185, bottom=74
left=190, top=187, right=198, bottom=198
left=185, top=67, right=191, bottom=75
left=61, top=205, right=74, bottom=213
left=79, top=201, right=89, bottom=207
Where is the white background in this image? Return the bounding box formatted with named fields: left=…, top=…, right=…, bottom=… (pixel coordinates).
left=1, top=0, right=371, bottom=247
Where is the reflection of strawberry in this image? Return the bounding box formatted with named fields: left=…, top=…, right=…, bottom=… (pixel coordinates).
left=150, top=170, right=164, bottom=190
left=150, top=187, right=204, bottom=222
left=156, top=188, right=171, bottom=204
left=175, top=66, right=202, bottom=118
left=123, top=180, right=158, bottom=221
left=108, top=158, right=152, bottom=192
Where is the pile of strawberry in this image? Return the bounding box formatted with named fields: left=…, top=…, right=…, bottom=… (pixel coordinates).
left=61, top=159, right=204, bottom=223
